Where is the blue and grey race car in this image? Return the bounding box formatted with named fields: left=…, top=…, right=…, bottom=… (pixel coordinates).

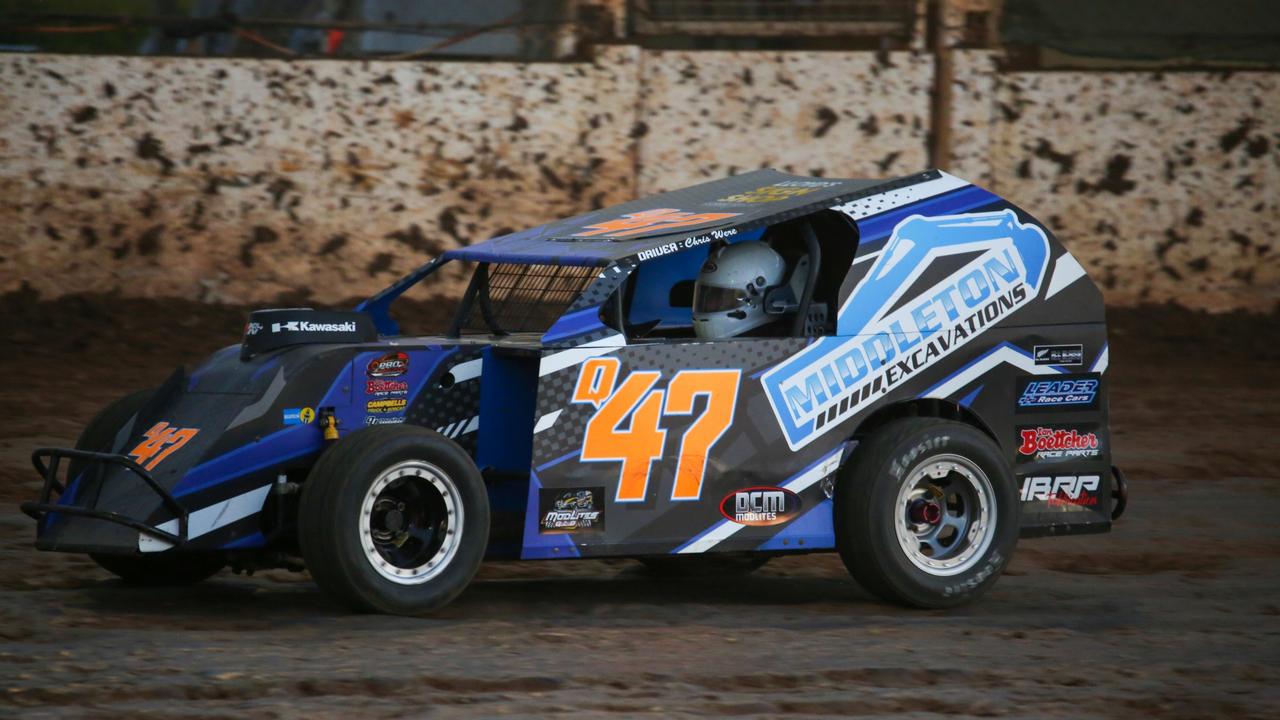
left=23, top=168, right=1127, bottom=614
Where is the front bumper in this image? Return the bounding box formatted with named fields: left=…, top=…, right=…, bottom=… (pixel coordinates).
left=20, top=448, right=189, bottom=551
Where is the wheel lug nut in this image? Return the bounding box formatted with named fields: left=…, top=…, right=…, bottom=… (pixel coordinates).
left=909, top=499, right=942, bottom=525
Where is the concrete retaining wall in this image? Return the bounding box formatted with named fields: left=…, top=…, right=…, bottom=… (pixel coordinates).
left=951, top=55, right=1279, bottom=311
left=1, top=48, right=1276, bottom=310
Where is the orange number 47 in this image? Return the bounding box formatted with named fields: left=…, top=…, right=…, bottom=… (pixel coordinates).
left=572, top=358, right=740, bottom=503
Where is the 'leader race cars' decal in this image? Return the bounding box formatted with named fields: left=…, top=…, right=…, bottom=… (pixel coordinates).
left=761, top=210, right=1051, bottom=450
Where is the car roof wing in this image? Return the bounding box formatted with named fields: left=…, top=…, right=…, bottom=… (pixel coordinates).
left=444, top=169, right=941, bottom=267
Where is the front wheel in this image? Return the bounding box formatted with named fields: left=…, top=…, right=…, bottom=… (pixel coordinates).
left=835, top=418, right=1019, bottom=608
left=298, top=425, right=489, bottom=615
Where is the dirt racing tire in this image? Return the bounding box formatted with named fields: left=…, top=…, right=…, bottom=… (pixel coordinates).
left=638, top=554, right=770, bottom=577
left=298, top=425, right=489, bottom=616
left=70, top=389, right=228, bottom=586
left=835, top=418, right=1019, bottom=609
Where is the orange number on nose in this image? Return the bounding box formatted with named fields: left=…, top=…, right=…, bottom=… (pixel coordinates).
left=581, top=371, right=667, bottom=503
left=664, top=370, right=741, bottom=500
left=128, top=422, right=200, bottom=471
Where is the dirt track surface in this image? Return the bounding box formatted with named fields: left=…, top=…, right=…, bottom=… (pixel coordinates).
left=1, top=296, right=1278, bottom=718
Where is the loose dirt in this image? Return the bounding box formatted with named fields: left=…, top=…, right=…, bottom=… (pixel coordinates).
left=1, top=294, right=1277, bottom=718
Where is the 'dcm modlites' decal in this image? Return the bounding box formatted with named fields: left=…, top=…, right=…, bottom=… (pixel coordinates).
left=1016, top=374, right=1100, bottom=411
left=539, top=487, right=605, bottom=534
left=366, top=351, right=408, bottom=378
left=719, top=487, right=802, bottom=526
left=1016, top=425, right=1101, bottom=463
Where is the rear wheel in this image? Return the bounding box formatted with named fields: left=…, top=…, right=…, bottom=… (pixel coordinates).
left=73, top=389, right=227, bottom=586
left=835, top=418, right=1018, bottom=608
left=299, top=425, right=489, bottom=615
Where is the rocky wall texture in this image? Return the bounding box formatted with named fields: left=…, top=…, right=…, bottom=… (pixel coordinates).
left=636, top=50, right=933, bottom=193
left=2, top=48, right=1277, bottom=311
left=0, top=48, right=642, bottom=304
left=953, top=59, right=1279, bottom=311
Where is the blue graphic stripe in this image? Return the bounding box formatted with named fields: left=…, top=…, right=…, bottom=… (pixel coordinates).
left=174, top=364, right=351, bottom=497
left=1091, top=342, right=1109, bottom=372
left=542, top=307, right=606, bottom=343
left=671, top=445, right=842, bottom=554
left=855, top=186, right=999, bottom=250
left=535, top=449, right=578, bottom=473
left=221, top=531, right=266, bottom=549
left=917, top=342, right=1031, bottom=399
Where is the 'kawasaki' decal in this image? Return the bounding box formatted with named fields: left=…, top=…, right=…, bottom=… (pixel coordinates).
left=761, top=210, right=1050, bottom=450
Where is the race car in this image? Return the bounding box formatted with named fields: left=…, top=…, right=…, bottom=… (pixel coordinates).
left=22, top=168, right=1127, bottom=614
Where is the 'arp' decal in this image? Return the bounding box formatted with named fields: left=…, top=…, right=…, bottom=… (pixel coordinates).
left=577, top=208, right=739, bottom=239
left=761, top=209, right=1050, bottom=450
left=573, top=358, right=740, bottom=503
left=128, top=422, right=200, bottom=471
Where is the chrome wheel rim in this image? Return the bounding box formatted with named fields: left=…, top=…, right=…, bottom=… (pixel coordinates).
left=893, top=453, right=995, bottom=577
left=359, top=460, right=462, bottom=585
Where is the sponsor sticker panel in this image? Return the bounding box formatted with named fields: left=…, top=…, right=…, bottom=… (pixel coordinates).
left=1033, top=344, right=1084, bottom=366
left=1019, top=473, right=1102, bottom=510
left=367, top=351, right=409, bottom=378
left=367, top=398, right=408, bottom=414
left=1016, top=373, right=1101, bottom=412
left=366, top=379, right=409, bottom=397
left=282, top=407, right=316, bottom=426
left=719, top=487, right=802, bottom=526
left=1016, top=424, right=1102, bottom=463
left=539, top=487, right=605, bottom=534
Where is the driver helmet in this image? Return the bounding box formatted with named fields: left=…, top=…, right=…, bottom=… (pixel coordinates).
left=692, top=241, right=787, bottom=339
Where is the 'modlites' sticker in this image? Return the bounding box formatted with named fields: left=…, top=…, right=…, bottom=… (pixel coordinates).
left=539, top=487, right=605, bottom=534
left=720, top=487, right=802, bottom=526
left=367, top=351, right=408, bottom=378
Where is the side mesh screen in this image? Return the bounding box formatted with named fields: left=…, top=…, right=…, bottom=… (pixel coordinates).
left=462, top=263, right=599, bottom=335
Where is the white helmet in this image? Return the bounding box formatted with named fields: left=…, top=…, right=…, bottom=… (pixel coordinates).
left=692, top=242, right=787, bottom=339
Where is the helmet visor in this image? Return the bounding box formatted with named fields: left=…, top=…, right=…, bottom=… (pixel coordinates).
left=693, top=284, right=744, bottom=313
